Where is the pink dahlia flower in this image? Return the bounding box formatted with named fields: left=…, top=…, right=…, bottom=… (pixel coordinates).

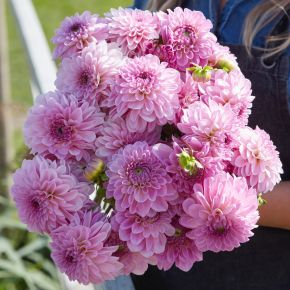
left=105, top=230, right=157, bottom=275
left=180, top=173, right=259, bottom=252
left=200, top=69, right=254, bottom=125
left=95, top=117, right=161, bottom=161
left=156, top=217, right=203, bottom=271
left=24, top=91, right=105, bottom=161
left=153, top=8, right=215, bottom=71
left=107, top=8, right=159, bottom=56
left=231, top=126, right=283, bottom=193
left=178, top=100, right=235, bottom=158
left=55, top=41, right=123, bottom=103
left=51, top=211, right=123, bottom=285
left=114, top=211, right=175, bottom=257
left=52, top=11, right=108, bottom=59
left=106, top=141, right=177, bottom=217
left=11, top=156, right=89, bottom=234
left=109, top=54, right=181, bottom=133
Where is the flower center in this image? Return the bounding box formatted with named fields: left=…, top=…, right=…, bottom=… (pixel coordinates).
left=127, top=161, right=151, bottom=186
left=50, top=119, right=73, bottom=142
left=135, top=71, right=155, bottom=95
left=208, top=208, right=229, bottom=236
left=70, top=22, right=82, bottom=33
left=135, top=213, right=160, bottom=225
left=174, top=25, right=197, bottom=44
left=79, top=70, right=91, bottom=86
left=31, top=197, right=41, bottom=210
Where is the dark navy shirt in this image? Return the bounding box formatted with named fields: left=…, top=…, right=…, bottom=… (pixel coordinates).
left=133, top=0, right=290, bottom=107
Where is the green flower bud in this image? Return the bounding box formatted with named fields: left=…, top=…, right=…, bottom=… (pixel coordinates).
left=258, top=193, right=267, bottom=207
left=187, top=64, right=213, bottom=82
left=177, top=150, right=203, bottom=176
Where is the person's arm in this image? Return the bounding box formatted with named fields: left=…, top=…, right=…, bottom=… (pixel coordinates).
left=258, top=181, right=290, bottom=230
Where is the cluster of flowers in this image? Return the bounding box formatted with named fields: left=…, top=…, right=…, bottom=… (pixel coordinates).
left=12, top=7, right=283, bottom=285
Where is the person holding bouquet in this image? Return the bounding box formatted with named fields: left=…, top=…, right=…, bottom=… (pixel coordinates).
left=131, top=0, right=290, bottom=289
left=11, top=0, right=289, bottom=289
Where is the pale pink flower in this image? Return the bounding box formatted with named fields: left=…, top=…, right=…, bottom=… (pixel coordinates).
left=109, top=54, right=181, bottom=133
left=178, top=100, right=235, bottom=159
left=24, top=91, right=105, bottom=161
left=95, top=117, right=161, bottom=161
left=180, top=173, right=259, bottom=252
left=231, top=126, right=283, bottom=193
left=11, top=156, right=89, bottom=234
left=114, top=210, right=175, bottom=257
left=52, top=11, right=108, bottom=59
left=107, top=8, right=159, bottom=56
left=51, top=211, right=123, bottom=285
left=106, top=141, right=177, bottom=217
left=55, top=41, right=123, bottom=102
left=200, top=69, right=254, bottom=125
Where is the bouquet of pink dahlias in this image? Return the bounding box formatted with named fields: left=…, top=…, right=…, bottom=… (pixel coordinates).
left=12, top=7, right=283, bottom=285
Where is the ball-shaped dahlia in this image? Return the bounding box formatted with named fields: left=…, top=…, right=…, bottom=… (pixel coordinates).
left=180, top=173, right=259, bottom=252
left=200, top=69, right=254, bottom=125
left=178, top=100, right=235, bottom=159
left=106, top=141, right=177, bottom=217
left=114, top=210, right=175, bottom=258
left=107, top=8, right=159, bottom=56
left=95, top=117, right=161, bottom=161
left=50, top=211, right=123, bottom=285
left=55, top=41, right=124, bottom=102
left=231, top=126, right=283, bottom=193
left=52, top=11, right=108, bottom=59
left=154, top=8, right=215, bottom=71
left=11, top=156, right=89, bottom=234
left=24, top=91, right=105, bottom=161
left=109, top=54, right=181, bottom=133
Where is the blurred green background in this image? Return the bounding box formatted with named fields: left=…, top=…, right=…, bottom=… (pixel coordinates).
left=1, top=1, right=131, bottom=289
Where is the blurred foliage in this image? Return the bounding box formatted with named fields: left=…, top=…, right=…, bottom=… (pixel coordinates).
left=0, top=196, right=62, bottom=290
left=0, top=143, right=62, bottom=290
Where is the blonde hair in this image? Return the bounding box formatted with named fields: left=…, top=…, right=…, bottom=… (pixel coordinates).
left=146, top=0, right=290, bottom=59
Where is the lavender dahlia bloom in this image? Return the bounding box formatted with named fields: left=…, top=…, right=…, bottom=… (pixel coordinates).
left=52, top=11, right=108, bottom=59
left=95, top=117, right=161, bottom=161
left=55, top=41, right=123, bottom=103
left=24, top=91, right=105, bottom=161
left=180, top=173, right=259, bottom=252
left=51, top=211, right=123, bottom=285
left=106, top=141, right=177, bottom=217
left=114, top=210, right=175, bottom=258
left=107, top=8, right=159, bottom=56
left=110, top=54, right=181, bottom=133
left=11, top=156, right=89, bottom=234
left=231, top=126, right=283, bottom=193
